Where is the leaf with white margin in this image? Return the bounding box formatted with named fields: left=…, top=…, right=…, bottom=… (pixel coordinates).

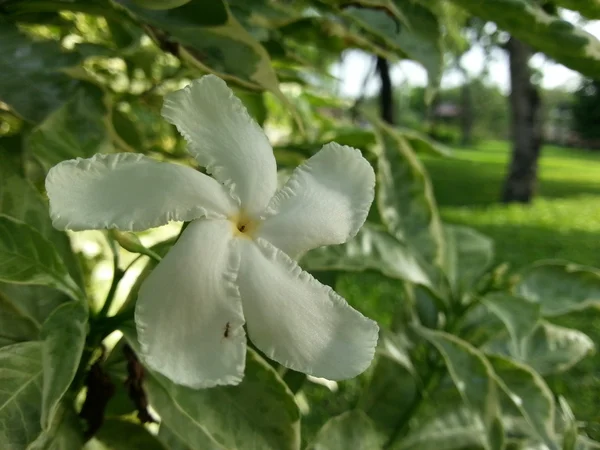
left=0, top=215, right=82, bottom=302
left=483, top=321, right=594, bottom=375
left=516, top=261, right=600, bottom=317
left=523, top=322, right=594, bottom=375
left=301, top=222, right=433, bottom=288
left=40, top=301, right=88, bottom=430
left=123, top=325, right=301, bottom=450
left=373, top=116, right=446, bottom=282
left=488, top=354, right=558, bottom=450
left=415, top=327, right=504, bottom=450
left=117, top=0, right=284, bottom=98
left=0, top=342, right=44, bottom=449
left=483, top=293, right=540, bottom=360
left=306, top=410, right=383, bottom=450
left=443, top=225, right=494, bottom=298
left=397, top=407, right=485, bottom=450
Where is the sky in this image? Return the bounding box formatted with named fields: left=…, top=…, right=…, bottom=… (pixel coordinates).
left=331, top=14, right=600, bottom=98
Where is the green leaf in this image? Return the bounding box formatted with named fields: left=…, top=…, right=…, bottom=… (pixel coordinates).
left=40, top=301, right=88, bottom=430
left=141, top=347, right=301, bottom=450
left=157, top=425, right=205, bottom=450
left=306, top=410, right=382, bottom=450
left=523, top=322, right=594, bottom=375
left=399, top=128, right=452, bottom=157
left=0, top=173, right=82, bottom=285
left=359, top=357, right=417, bottom=437
left=482, top=293, right=540, bottom=359
left=345, top=1, right=443, bottom=90
left=0, top=215, right=82, bottom=301
left=117, top=0, right=284, bottom=98
left=517, top=262, right=600, bottom=316
left=443, top=225, right=494, bottom=298
left=301, top=223, right=433, bottom=288
left=446, top=0, right=600, bottom=79
left=397, top=408, right=485, bottom=450
left=29, top=401, right=85, bottom=450
left=0, top=24, right=81, bottom=123
left=26, top=84, right=113, bottom=172
left=558, top=397, right=577, bottom=450
left=551, top=0, right=600, bottom=19
left=95, top=418, right=167, bottom=450
left=0, top=342, right=44, bottom=449
left=415, top=327, right=503, bottom=450
left=373, top=117, right=445, bottom=276
left=488, top=355, right=558, bottom=450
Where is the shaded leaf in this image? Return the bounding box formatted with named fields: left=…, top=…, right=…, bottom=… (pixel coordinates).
left=0, top=342, right=44, bottom=449
left=415, top=327, right=503, bottom=450
left=483, top=293, right=540, bottom=359
left=397, top=408, right=484, bottom=450
left=0, top=215, right=82, bottom=301
left=359, top=356, right=417, bottom=437
left=306, top=410, right=382, bottom=450
left=95, top=418, right=167, bottom=450
left=26, top=84, right=113, bottom=172
left=0, top=24, right=81, bottom=123
left=488, top=355, right=558, bottom=450
left=29, top=401, right=85, bottom=450
left=517, top=262, right=600, bottom=316
left=0, top=173, right=82, bottom=288
left=443, top=225, right=494, bottom=298
left=118, top=0, right=284, bottom=97
left=40, top=301, right=88, bottom=430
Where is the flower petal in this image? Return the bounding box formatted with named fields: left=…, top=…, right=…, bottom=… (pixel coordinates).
left=136, top=219, right=246, bottom=388
left=46, top=153, right=237, bottom=231
left=237, top=238, right=379, bottom=380
left=162, top=75, right=277, bottom=217
left=257, top=143, right=375, bottom=259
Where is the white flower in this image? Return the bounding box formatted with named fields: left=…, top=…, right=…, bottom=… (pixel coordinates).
left=45, top=75, right=379, bottom=388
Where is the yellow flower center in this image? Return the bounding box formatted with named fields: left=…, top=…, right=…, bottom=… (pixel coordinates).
left=231, top=212, right=259, bottom=239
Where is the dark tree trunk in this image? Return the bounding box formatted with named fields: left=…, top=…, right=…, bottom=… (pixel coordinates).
left=502, top=36, right=543, bottom=203
left=376, top=56, right=394, bottom=124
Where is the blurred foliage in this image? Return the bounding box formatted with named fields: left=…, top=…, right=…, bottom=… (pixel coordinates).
left=1, top=0, right=600, bottom=449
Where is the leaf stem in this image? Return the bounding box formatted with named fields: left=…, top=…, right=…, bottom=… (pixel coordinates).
left=98, top=234, right=123, bottom=319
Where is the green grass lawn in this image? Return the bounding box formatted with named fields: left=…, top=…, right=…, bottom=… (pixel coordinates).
left=423, top=140, right=600, bottom=269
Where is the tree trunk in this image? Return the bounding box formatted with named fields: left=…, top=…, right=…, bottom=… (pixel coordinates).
left=502, top=36, right=543, bottom=203
left=376, top=56, right=394, bottom=124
